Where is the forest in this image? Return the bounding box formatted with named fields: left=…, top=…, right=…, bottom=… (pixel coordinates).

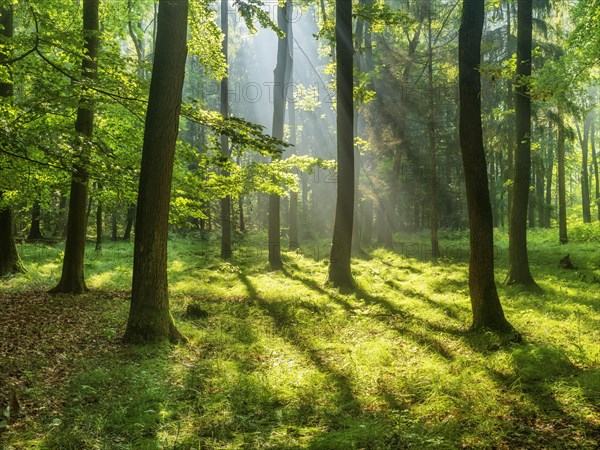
left=0, top=0, right=599, bottom=448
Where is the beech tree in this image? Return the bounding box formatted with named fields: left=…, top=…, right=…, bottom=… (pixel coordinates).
left=0, top=5, right=23, bottom=277
left=50, top=0, right=100, bottom=294
left=507, top=0, right=536, bottom=286
left=123, top=0, right=189, bottom=344
left=459, top=0, right=513, bottom=331
left=328, top=0, right=354, bottom=289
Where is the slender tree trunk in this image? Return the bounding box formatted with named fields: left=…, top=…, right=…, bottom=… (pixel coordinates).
left=287, top=17, right=299, bottom=250
left=50, top=0, right=99, bottom=294
left=459, top=0, right=513, bottom=331
left=95, top=185, right=102, bottom=251
left=268, top=1, right=290, bottom=270
left=544, top=145, right=554, bottom=228
left=238, top=196, right=246, bottom=233
left=123, top=203, right=135, bottom=240
left=111, top=211, right=118, bottom=240
left=123, top=0, right=188, bottom=344
left=360, top=199, right=373, bottom=248
left=577, top=116, right=592, bottom=223
left=507, top=0, right=535, bottom=286
left=27, top=200, right=43, bottom=241
left=220, top=0, right=232, bottom=259
left=557, top=108, right=568, bottom=243
left=591, top=117, right=599, bottom=221
left=505, top=0, right=515, bottom=222
left=427, top=0, right=439, bottom=258
left=328, top=0, right=354, bottom=289
left=535, top=154, right=545, bottom=227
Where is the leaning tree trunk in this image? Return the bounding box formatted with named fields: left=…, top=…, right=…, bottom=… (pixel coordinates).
left=123, top=0, right=188, bottom=344
left=557, top=108, right=568, bottom=244
left=268, top=0, right=290, bottom=270
left=459, top=0, right=513, bottom=331
left=328, top=0, right=354, bottom=289
left=0, top=6, right=24, bottom=276
left=507, top=0, right=535, bottom=286
left=50, top=0, right=99, bottom=294
left=220, top=0, right=232, bottom=259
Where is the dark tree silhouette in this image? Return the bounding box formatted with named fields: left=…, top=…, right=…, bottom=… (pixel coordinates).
left=507, top=0, right=536, bottom=286
left=220, top=0, right=232, bottom=260
left=459, top=0, right=513, bottom=331
left=123, top=0, right=188, bottom=344
left=328, top=0, right=354, bottom=289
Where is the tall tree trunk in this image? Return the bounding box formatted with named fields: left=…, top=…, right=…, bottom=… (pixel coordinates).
left=459, top=0, right=513, bottom=331
left=287, top=16, right=299, bottom=250
left=427, top=0, right=439, bottom=258
left=557, top=108, right=568, bottom=243
left=53, top=194, right=68, bottom=238
left=268, top=1, right=290, bottom=270
left=123, top=0, right=188, bottom=344
left=505, top=0, right=515, bottom=222
left=535, top=154, right=545, bottom=227
left=360, top=199, right=373, bottom=248
left=27, top=200, right=43, bottom=241
left=507, top=0, right=535, bottom=286
left=0, top=6, right=24, bottom=276
left=591, top=117, right=599, bottom=221
left=50, top=0, right=99, bottom=294
left=220, top=0, right=232, bottom=259
left=544, top=144, right=554, bottom=228
left=577, top=116, right=592, bottom=223
left=95, top=185, right=102, bottom=251
left=328, top=0, right=354, bottom=289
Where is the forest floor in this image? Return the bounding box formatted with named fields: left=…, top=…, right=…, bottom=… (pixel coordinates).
left=1, top=227, right=599, bottom=449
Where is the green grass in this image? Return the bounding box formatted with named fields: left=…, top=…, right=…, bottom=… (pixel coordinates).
left=1, top=226, right=599, bottom=449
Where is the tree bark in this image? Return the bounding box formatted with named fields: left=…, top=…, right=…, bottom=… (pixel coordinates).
left=577, top=116, right=592, bottom=223
left=220, top=0, right=232, bottom=259
left=287, top=15, right=299, bottom=250
left=123, top=0, right=188, bottom=344
left=328, top=0, right=354, bottom=289
left=507, top=0, right=535, bottom=286
left=427, top=0, right=439, bottom=258
left=27, top=200, right=43, bottom=241
left=95, top=185, right=102, bottom=251
left=50, top=0, right=99, bottom=294
left=557, top=108, right=568, bottom=243
left=268, top=1, right=290, bottom=270
left=591, top=116, right=599, bottom=221
left=459, top=0, right=513, bottom=331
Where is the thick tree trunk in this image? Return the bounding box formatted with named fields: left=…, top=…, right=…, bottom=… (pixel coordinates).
left=0, top=7, right=24, bottom=276
left=220, top=0, right=232, bottom=259
left=268, top=1, right=290, bottom=270
left=459, top=0, right=513, bottom=331
left=50, top=0, right=99, bottom=294
left=328, top=0, right=354, bottom=289
left=507, top=0, right=535, bottom=286
left=557, top=109, right=568, bottom=243
left=123, top=0, right=188, bottom=344
left=0, top=193, right=24, bottom=276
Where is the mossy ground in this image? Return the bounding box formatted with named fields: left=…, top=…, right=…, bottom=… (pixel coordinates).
left=1, top=226, right=599, bottom=449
